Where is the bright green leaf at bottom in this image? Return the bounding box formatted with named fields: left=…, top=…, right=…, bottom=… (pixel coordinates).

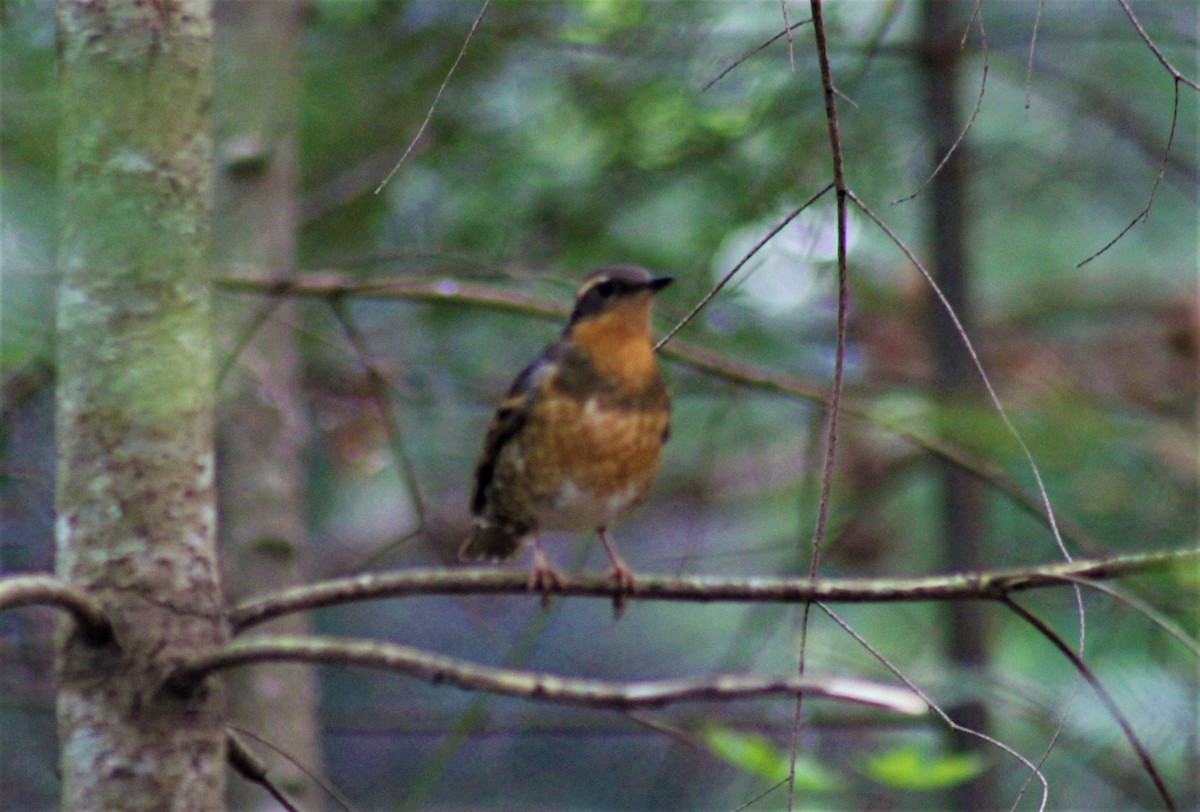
left=865, top=745, right=986, bottom=790
left=703, top=726, right=840, bottom=791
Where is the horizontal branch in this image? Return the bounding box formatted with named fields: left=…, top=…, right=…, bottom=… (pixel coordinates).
left=0, top=574, right=114, bottom=643
left=229, top=548, right=1197, bottom=632
left=168, top=635, right=928, bottom=716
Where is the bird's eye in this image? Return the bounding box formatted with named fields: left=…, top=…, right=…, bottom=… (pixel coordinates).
left=594, top=279, right=617, bottom=298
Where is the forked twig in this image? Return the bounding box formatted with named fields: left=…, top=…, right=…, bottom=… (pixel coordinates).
left=228, top=726, right=355, bottom=812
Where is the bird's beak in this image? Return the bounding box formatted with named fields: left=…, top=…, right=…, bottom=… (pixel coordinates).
left=647, top=275, right=674, bottom=294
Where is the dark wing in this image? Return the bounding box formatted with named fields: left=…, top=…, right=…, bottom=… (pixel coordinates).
left=469, top=343, right=561, bottom=516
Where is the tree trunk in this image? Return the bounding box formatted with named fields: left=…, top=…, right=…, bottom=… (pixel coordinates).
left=213, top=0, right=326, bottom=807
left=55, top=0, right=227, bottom=808
left=919, top=0, right=994, bottom=808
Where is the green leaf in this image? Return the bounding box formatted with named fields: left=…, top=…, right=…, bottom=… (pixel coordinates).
left=703, top=727, right=839, bottom=791
left=865, top=745, right=986, bottom=790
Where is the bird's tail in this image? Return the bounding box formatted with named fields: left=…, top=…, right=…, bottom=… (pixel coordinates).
left=458, top=519, right=529, bottom=562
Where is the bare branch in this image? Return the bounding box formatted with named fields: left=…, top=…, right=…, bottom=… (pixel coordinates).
left=654, top=182, right=834, bottom=350
left=894, top=14, right=989, bottom=204
left=847, top=189, right=1073, bottom=567
left=818, top=602, right=1051, bottom=809
left=0, top=574, right=114, bottom=644
left=374, top=0, right=492, bottom=193
left=227, top=548, right=1198, bottom=632
left=168, top=635, right=928, bottom=716
left=702, top=18, right=812, bottom=91
left=793, top=1, right=852, bottom=803
left=228, top=727, right=354, bottom=812
left=1115, top=0, right=1200, bottom=92
left=1058, top=576, right=1200, bottom=659
left=1077, top=80, right=1182, bottom=267
left=1003, top=597, right=1177, bottom=810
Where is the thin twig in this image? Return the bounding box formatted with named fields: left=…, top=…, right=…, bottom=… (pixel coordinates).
left=1077, top=80, right=1181, bottom=267
left=779, top=0, right=796, bottom=71
left=229, top=726, right=355, bottom=812
left=654, top=182, right=834, bottom=350
left=169, top=635, right=928, bottom=715
left=374, top=0, right=492, bottom=193
left=1115, top=0, right=1200, bottom=92
left=215, top=293, right=286, bottom=389
left=1002, top=597, right=1176, bottom=810
left=791, top=2, right=850, bottom=806
left=847, top=190, right=1071, bottom=565
left=702, top=18, right=812, bottom=91
left=1053, top=575, right=1200, bottom=660
left=894, top=10, right=989, bottom=205
left=1023, top=0, right=1046, bottom=112
left=818, top=602, right=1051, bottom=811
left=226, top=730, right=303, bottom=812
left=328, top=297, right=428, bottom=534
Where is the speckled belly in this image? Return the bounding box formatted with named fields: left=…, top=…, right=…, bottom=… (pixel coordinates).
left=497, top=395, right=668, bottom=532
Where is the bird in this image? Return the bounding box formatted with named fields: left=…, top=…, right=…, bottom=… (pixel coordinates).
left=459, top=266, right=673, bottom=613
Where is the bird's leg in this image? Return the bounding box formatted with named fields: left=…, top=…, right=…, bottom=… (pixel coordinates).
left=597, top=526, right=635, bottom=617
left=527, top=533, right=565, bottom=609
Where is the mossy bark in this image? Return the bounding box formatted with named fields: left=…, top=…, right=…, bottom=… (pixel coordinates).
left=55, top=0, right=227, bottom=808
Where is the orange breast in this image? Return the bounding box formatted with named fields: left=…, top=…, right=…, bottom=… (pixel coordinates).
left=519, top=394, right=669, bottom=531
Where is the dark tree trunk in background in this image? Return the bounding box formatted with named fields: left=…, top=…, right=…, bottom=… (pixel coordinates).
left=920, top=0, right=995, bottom=808
left=213, top=0, right=326, bottom=808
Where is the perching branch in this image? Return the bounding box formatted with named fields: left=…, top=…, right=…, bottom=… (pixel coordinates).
left=227, top=548, right=1197, bottom=633
left=167, top=635, right=928, bottom=716
left=0, top=574, right=114, bottom=644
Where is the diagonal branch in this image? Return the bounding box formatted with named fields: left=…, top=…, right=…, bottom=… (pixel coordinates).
left=654, top=182, right=834, bottom=350
left=374, top=0, right=493, bottom=193
left=166, top=635, right=928, bottom=716
left=226, top=548, right=1198, bottom=632
left=1002, top=597, right=1177, bottom=810
left=0, top=574, right=114, bottom=644
left=1114, top=0, right=1200, bottom=92
left=328, top=297, right=427, bottom=533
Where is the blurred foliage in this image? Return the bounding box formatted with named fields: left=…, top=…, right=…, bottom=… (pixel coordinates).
left=704, top=725, right=840, bottom=790
left=864, top=743, right=987, bottom=790
left=2, top=0, right=1198, bottom=809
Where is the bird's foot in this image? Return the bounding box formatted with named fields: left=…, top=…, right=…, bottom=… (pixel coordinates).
left=527, top=545, right=565, bottom=609
left=605, top=559, right=636, bottom=619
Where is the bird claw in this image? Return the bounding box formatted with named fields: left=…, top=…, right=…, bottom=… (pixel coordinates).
left=606, top=562, right=636, bottom=619
left=527, top=546, right=565, bottom=609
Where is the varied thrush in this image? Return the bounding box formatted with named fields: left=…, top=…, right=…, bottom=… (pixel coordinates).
left=460, top=266, right=673, bottom=611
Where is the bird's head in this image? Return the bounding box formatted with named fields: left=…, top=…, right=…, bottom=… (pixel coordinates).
left=566, top=266, right=674, bottom=338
